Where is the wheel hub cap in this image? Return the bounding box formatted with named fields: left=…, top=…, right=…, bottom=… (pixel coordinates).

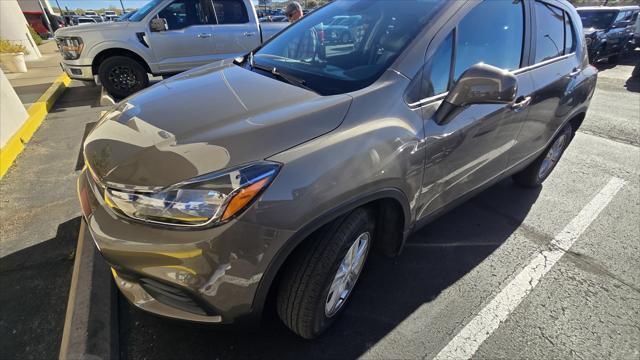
left=108, top=66, right=138, bottom=90
left=539, top=134, right=567, bottom=179
left=325, top=232, right=370, bottom=317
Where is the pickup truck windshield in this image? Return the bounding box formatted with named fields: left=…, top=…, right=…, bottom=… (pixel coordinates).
left=253, top=0, right=445, bottom=96
left=578, top=10, right=617, bottom=29
left=129, top=0, right=164, bottom=21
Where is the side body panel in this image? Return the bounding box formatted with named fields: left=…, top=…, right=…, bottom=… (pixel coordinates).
left=147, top=24, right=219, bottom=72
left=414, top=0, right=536, bottom=220
left=510, top=0, right=594, bottom=164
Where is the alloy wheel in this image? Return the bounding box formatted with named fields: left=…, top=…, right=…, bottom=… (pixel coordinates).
left=108, top=65, right=139, bottom=91
left=324, top=232, right=370, bottom=317
left=538, top=133, right=567, bottom=180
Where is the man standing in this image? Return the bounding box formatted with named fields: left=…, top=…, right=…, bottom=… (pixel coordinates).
left=285, top=1, right=317, bottom=60
left=285, top=1, right=304, bottom=22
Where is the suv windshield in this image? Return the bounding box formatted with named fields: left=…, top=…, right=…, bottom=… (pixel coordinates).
left=252, top=0, right=445, bottom=96
left=578, top=10, right=618, bottom=29
left=129, top=0, right=164, bottom=21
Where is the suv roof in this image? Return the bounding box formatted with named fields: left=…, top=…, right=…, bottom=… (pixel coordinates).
left=577, top=6, right=640, bottom=11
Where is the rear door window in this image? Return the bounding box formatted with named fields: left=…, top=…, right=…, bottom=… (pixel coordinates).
left=454, top=0, right=524, bottom=81
left=211, top=0, right=249, bottom=24
left=158, top=0, right=211, bottom=30
left=534, top=1, right=565, bottom=62
left=534, top=1, right=577, bottom=62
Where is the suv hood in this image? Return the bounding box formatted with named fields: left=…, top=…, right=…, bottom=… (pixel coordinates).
left=55, top=21, right=129, bottom=36
left=84, top=60, right=353, bottom=188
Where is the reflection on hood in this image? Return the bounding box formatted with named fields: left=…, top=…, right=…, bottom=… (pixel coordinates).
left=84, top=60, right=353, bottom=188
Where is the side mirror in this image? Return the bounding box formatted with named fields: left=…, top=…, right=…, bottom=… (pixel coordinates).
left=435, top=63, right=517, bottom=124
left=150, top=17, right=168, bottom=32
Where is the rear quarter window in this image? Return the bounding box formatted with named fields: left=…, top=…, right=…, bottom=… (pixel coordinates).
left=535, top=1, right=576, bottom=63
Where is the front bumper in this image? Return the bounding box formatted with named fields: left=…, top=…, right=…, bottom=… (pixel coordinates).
left=78, top=169, right=289, bottom=324
left=60, top=62, right=94, bottom=81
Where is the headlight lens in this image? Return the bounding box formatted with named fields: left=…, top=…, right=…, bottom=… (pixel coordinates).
left=585, top=37, right=593, bottom=46
left=102, top=162, right=280, bottom=227
left=57, top=37, right=84, bottom=60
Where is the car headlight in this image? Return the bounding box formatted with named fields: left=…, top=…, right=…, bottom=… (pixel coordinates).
left=101, top=162, right=280, bottom=227
left=57, top=37, right=84, bottom=60
left=585, top=37, right=592, bottom=46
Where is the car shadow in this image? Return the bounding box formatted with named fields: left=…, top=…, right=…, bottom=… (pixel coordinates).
left=0, top=217, right=80, bottom=359
left=48, top=84, right=104, bottom=112
left=594, top=48, right=640, bottom=72
left=118, top=179, right=542, bottom=360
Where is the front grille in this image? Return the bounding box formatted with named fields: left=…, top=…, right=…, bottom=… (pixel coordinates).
left=139, top=277, right=211, bottom=316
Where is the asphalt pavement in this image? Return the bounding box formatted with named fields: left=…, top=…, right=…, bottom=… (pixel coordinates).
left=117, top=52, right=640, bottom=359
left=0, top=84, right=107, bottom=359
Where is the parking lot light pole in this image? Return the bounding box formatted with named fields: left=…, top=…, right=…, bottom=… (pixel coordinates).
left=120, top=0, right=126, bottom=12
left=54, top=0, right=62, bottom=14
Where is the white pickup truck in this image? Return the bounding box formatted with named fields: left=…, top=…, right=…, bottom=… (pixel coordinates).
left=54, top=0, right=287, bottom=97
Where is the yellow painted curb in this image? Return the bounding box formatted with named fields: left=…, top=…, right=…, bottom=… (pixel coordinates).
left=0, top=74, right=71, bottom=179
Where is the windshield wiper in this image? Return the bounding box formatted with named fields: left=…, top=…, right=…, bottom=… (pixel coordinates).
left=251, top=60, right=316, bottom=93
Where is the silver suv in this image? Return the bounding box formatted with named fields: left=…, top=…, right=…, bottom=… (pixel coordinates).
left=79, top=0, right=597, bottom=339
left=54, top=0, right=286, bottom=98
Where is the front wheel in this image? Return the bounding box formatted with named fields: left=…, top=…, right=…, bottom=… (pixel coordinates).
left=513, top=124, right=573, bottom=188
left=98, top=56, right=149, bottom=99
left=277, top=208, right=374, bottom=339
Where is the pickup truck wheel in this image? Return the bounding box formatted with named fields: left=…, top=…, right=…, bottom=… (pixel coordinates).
left=277, top=208, right=374, bottom=339
left=98, top=56, right=149, bottom=98
left=513, top=124, right=573, bottom=188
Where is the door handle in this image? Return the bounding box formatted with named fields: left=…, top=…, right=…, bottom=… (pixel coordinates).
left=243, top=31, right=256, bottom=37
left=569, top=67, right=581, bottom=77
left=197, top=33, right=212, bottom=38
left=511, top=96, right=532, bottom=112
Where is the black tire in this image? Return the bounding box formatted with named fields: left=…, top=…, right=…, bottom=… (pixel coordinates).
left=98, top=56, right=149, bottom=99
left=277, top=208, right=375, bottom=339
left=513, top=124, right=573, bottom=188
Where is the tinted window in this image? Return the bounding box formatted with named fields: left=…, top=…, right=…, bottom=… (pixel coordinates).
left=578, top=10, right=617, bottom=29
left=534, top=1, right=565, bottom=63
left=614, top=10, right=627, bottom=23
left=212, top=0, right=249, bottom=24
left=405, top=32, right=453, bottom=104
left=158, top=0, right=210, bottom=30
left=426, top=33, right=453, bottom=97
left=254, top=0, right=447, bottom=96
left=454, top=0, right=524, bottom=81
left=130, top=0, right=164, bottom=21
left=564, top=12, right=576, bottom=54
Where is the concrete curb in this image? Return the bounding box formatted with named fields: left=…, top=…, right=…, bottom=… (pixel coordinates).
left=0, top=73, right=71, bottom=179
left=59, top=221, right=119, bottom=360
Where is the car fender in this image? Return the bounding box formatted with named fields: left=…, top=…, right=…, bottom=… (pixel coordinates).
left=247, top=187, right=411, bottom=324
left=87, top=39, right=155, bottom=72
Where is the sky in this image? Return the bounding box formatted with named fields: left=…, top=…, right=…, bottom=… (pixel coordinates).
left=51, top=0, right=262, bottom=11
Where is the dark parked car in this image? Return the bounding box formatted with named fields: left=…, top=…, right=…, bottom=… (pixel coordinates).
left=578, top=6, right=640, bottom=63
left=79, top=0, right=597, bottom=339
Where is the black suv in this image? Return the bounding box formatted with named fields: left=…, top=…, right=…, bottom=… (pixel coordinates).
left=578, top=6, right=640, bottom=63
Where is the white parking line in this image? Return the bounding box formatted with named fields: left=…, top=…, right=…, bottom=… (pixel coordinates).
left=433, top=177, right=626, bottom=360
